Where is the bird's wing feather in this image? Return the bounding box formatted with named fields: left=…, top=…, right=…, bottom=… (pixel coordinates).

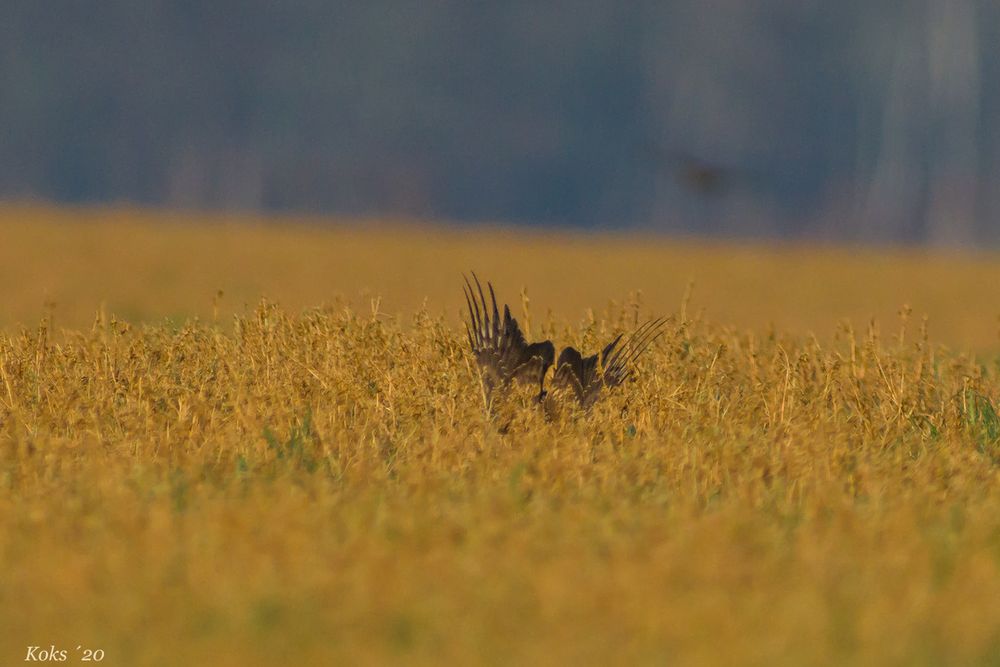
left=601, top=318, right=666, bottom=388
left=464, top=273, right=552, bottom=388
left=555, top=318, right=666, bottom=407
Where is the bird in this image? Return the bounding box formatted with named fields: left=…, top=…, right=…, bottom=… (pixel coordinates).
left=550, top=317, right=666, bottom=409
left=463, top=274, right=665, bottom=408
left=638, top=145, right=743, bottom=198
left=463, top=273, right=554, bottom=403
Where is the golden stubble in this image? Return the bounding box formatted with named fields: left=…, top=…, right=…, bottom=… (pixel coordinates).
left=0, top=205, right=999, bottom=664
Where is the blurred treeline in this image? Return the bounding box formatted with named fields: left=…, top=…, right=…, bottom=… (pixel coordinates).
left=2, top=1, right=998, bottom=243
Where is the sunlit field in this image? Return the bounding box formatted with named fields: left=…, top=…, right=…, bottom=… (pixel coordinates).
left=3, top=205, right=1000, bottom=665
left=4, top=204, right=1000, bottom=351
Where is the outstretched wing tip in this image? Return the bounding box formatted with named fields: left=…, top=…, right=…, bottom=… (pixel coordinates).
left=462, top=275, right=551, bottom=395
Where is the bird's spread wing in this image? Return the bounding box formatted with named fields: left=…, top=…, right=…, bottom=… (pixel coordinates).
left=463, top=273, right=553, bottom=391
left=554, top=318, right=666, bottom=407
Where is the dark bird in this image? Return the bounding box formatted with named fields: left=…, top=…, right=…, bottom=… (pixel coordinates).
left=639, top=145, right=743, bottom=198
left=463, top=273, right=554, bottom=403
left=675, top=157, right=730, bottom=196
left=551, top=318, right=666, bottom=409
left=463, top=274, right=665, bottom=408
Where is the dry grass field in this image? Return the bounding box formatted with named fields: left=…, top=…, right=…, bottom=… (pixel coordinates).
left=2, top=205, right=1000, bottom=665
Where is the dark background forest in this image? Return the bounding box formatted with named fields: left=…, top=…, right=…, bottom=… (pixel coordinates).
left=2, top=2, right=998, bottom=244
